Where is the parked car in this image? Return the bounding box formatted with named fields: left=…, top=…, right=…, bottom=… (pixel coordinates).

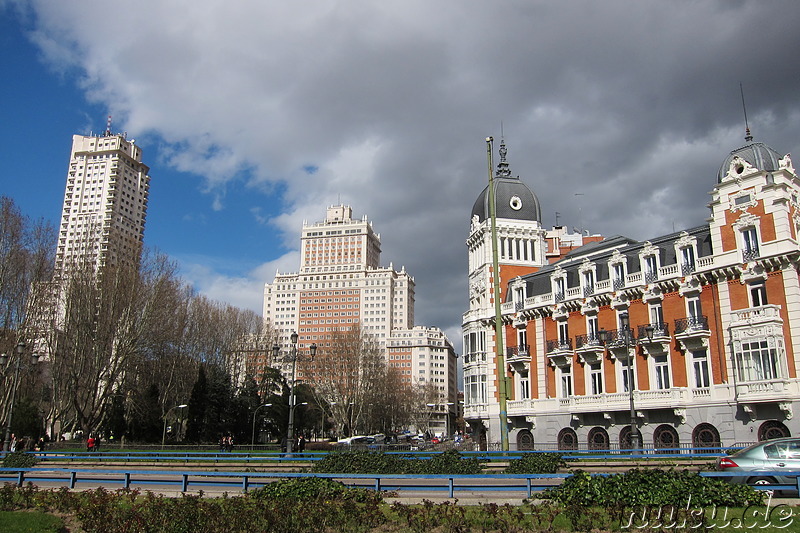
left=716, top=437, right=800, bottom=493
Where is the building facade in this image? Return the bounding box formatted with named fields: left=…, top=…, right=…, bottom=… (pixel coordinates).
left=55, top=130, right=150, bottom=276
left=263, top=205, right=457, bottom=428
left=462, top=134, right=800, bottom=450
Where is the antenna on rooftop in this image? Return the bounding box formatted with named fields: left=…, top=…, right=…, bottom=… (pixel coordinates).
left=740, top=83, right=752, bottom=142
left=105, top=115, right=112, bottom=137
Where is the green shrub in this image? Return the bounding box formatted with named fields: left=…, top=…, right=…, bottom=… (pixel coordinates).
left=249, top=477, right=383, bottom=504
left=311, top=449, right=483, bottom=475
left=544, top=469, right=764, bottom=508
left=505, top=452, right=565, bottom=474
left=2, top=451, right=38, bottom=468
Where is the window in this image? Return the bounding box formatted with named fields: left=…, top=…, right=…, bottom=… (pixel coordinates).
left=649, top=303, right=664, bottom=328
left=554, top=277, right=566, bottom=301
left=692, top=349, right=710, bottom=388
left=517, top=329, right=528, bottom=354
left=589, top=363, right=603, bottom=395
left=587, top=316, right=598, bottom=340
left=558, top=321, right=569, bottom=345
left=621, top=364, right=633, bottom=393
left=742, top=227, right=759, bottom=260
left=560, top=366, right=573, bottom=397
left=644, top=255, right=658, bottom=283
left=583, top=270, right=595, bottom=296
left=653, top=355, right=670, bottom=389
left=681, top=246, right=696, bottom=275
left=613, top=263, right=625, bottom=290
left=687, top=297, right=703, bottom=328
left=519, top=373, right=530, bottom=400
left=736, top=339, right=782, bottom=382
left=750, top=283, right=768, bottom=307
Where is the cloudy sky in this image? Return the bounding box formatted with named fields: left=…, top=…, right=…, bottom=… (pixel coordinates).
left=2, top=1, right=800, bottom=347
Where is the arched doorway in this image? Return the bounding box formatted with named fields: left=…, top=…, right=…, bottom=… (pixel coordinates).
left=558, top=427, right=578, bottom=450
left=654, top=424, right=680, bottom=453
left=692, top=423, right=720, bottom=450
left=587, top=427, right=609, bottom=450
left=758, top=420, right=790, bottom=441
left=517, top=429, right=534, bottom=450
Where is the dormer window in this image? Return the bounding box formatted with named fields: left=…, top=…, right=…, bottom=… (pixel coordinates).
left=741, top=227, right=760, bottom=261
left=680, top=246, right=696, bottom=275
left=553, top=277, right=566, bottom=302
left=644, top=255, right=658, bottom=283
left=612, top=263, right=625, bottom=290
left=582, top=270, right=595, bottom=297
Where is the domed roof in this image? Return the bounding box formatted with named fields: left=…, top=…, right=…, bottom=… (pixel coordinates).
left=717, top=131, right=783, bottom=183
left=471, top=141, right=542, bottom=223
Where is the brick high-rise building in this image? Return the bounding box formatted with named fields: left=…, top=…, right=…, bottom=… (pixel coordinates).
left=263, top=205, right=458, bottom=432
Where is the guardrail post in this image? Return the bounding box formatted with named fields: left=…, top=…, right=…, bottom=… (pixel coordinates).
left=796, top=476, right=800, bottom=494
left=124, top=472, right=131, bottom=489
left=449, top=477, right=454, bottom=498
left=374, top=478, right=380, bottom=492
left=182, top=474, right=189, bottom=492
left=16, top=471, right=24, bottom=487
left=527, top=478, right=532, bottom=498
left=69, top=471, right=77, bottom=489
left=242, top=476, right=249, bottom=492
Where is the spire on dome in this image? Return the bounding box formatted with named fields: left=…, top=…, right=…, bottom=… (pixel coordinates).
left=496, top=138, right=512, bottom=178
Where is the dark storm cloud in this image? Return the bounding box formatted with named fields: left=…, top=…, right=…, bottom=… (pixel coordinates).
left=22, top=0, right=800, bottom=341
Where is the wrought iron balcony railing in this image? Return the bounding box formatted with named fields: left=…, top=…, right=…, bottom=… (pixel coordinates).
left=575, top=333, right=603, bottom=349
left=674, top=315, right=709, bottom=334
left=644, top=271, right=658, bottom=284
left=637, top=322, right=669, bottom=339
left=546, top=338, right=572, bottom=353
left=743, top=248, right=760, bottom=262
left=604, top=328, right=635, bottom=346
left=583, top=284, right=594, bottom=297
left=506, top=344, right=530, bottom=358
left=681, top=262, right=696, bottom=276
left=613, top=278, right=625, bottom=290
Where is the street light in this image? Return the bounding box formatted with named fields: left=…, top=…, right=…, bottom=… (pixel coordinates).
left=272, top=332, right=316, bottom=455
left=251, top=403, right=273, bottom=448
left=2, top=340, right=40, bottom=452
left=599, top=312, right=649, bottom=452
left=161, top=404, right=188, bottom=449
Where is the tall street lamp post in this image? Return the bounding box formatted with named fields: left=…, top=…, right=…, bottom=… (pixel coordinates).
left=599, top=313, right=654, bottom=452
left=251, top=403, right=273, bottom=448
left=161, top=404, right=188, bottom=450
left=272, top=332, right=316, bottom=455
left=2, top=340, right=39, bottom=452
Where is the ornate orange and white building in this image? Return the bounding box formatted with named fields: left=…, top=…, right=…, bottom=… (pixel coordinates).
left=463, top=134, right=800, bottom=450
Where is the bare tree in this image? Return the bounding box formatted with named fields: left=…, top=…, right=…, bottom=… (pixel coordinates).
left=309, top=324, right=384, bottom=437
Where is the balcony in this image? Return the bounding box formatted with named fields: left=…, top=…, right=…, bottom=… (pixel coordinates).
left=674, top=315, right=710, bottom=352
left=729, top=305, right=782, bottom=328
left=742, top=247, right=760, bottom=262
left=644, top=271, right=658, bottom=284
left=546, top=339, right=572, bottom=353
left=575, top=333, right=603, bottom=350
left=546, top=338, right=572, bottom=367
left=583, top=284, right=594, bottom=297
left=681, top=261, right=696, bottom=276
left=637, top=322, right=669, bottom=339
left=506, top=344, right=529, bottom=359
left=673, top=315, right=709, bottom=334
left=613, top=278, right=625, bottom=291
left=560, top=388, right=688, bottom=413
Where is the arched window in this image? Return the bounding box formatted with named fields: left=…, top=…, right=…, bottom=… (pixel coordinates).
left=588, top=427, right=609, bottom=450
left=692, top=423, right=721, bottom=450
left=517, top=429, right=534, bottom=450
left=558, top=427, right=578, bottom=450
left=619, top=426, right=641, bottom=451
left=653, top=424, right=680, bottom=453
left=758, top=420, right=790, bottom=441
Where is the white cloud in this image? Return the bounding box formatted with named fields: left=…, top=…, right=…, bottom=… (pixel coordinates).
left=17, top=0, right=800, bottom=338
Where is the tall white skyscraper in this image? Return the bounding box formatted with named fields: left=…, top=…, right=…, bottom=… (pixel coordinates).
left=55, top=130, right=151, bottom=276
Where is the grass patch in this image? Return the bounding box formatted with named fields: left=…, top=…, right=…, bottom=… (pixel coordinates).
left=0, top=510, right=66, bottom=532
